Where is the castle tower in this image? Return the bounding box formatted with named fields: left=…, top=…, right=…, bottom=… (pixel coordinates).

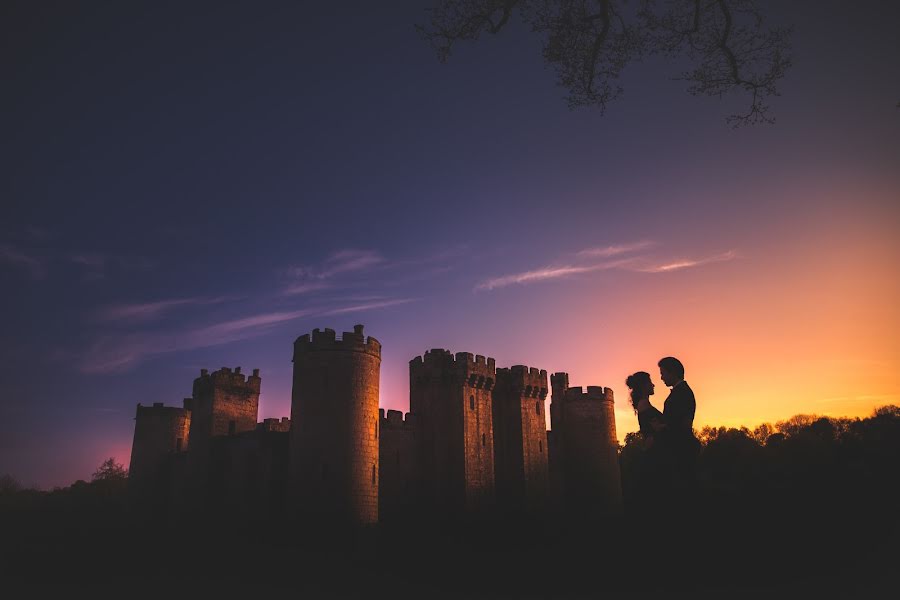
left=409, top=349, right=496, bottom=517
left=378, top=409, right=418, bottom=522
left=185, top=366, right=261, bottom=503
left=548, top=372, right=569, bottom=508
left=549, top=372, right=569, bottom=434
left=128, top=402, right=191, bottom=507
left=188, top=366, right=261, bottom=451
left=493, top=365, right=550, bottom=513
left=289, top=325, right=381, bottom=526
left=548, top=374, right=623, bottom=518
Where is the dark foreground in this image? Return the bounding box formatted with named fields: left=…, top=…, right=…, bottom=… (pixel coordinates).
left=4, top=408, right=898, bottom=596
left=1, top=497, right=896, bottom=598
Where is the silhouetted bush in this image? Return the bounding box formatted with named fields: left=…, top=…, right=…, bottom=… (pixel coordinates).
left=621, top=405, right=900, bottom=523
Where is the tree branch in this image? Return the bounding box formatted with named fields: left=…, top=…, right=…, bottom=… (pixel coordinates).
left=418, top=0, right=792, bottom=125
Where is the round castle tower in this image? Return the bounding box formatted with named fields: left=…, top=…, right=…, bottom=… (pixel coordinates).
left=289, top=324, right=381, bottom=526
left=561, top=385, right=622, bottom=516
left=548, top=374, right=622, bottom=517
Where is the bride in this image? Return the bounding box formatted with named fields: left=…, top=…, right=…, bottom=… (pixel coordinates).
left=626, top=371, right=666, bottom=446
left=625, top=370, right=669, bottom=509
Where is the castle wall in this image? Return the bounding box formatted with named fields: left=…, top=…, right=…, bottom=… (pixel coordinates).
left=548, top=372, right=569, bottom=509
left=289, top=325, right=380, bottom=526
left=259, top=417, right=291, bottom=433
left=167, top=450, right=189, bottom=515
left=185, top=367, right=261, bottom=505
left=553, top=382, right=623, bottom=518
left=493, top=366, right=549, bottom=513
left=208, top=428, right=290, bottom=521
left=128, top=402, right=191, bottom=508
left=410, top=349, right=496, bottom=517
left=378, top=409, right=417, bottom=521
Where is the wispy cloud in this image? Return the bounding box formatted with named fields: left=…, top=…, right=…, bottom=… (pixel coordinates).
left=1, top=229, right=156, bottom=282
left=321, top=249, right=384, bottom=277
left=282, top=282, right=333, bottom=297
left=192, top=309, right=316, bottom=339
left=69, top=253, right=108, bottom=281
left=321, top=298, right=417, bottom=316
left=288, top=249, right=384, bottom=281
left=0, top=244, right=46, bottom=280
left=69, top=253, right=106, bottom=269
left=475, top=243, right=739, bottom=291
left=282, top=249, right=385, bottom=295
left=79, top=298, right=418, bottom=374
left=576, top=240, right=656, bottom=258
left=475, top=239, right=653, bottom=291
left=636, top=250, right=737, bottom=273
left=475, top=262, right=630, bottom=291
left=282, top=245, right=471, bottom=296
left=95, top=296, right=232, bottom=323
left=81, top=308, right=315, bottom=373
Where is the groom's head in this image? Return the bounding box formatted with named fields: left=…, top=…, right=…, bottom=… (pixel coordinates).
left=658, top=356, right=685, bottom=387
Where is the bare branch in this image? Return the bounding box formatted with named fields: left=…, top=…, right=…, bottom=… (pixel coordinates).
left=644, top=0, right=792, bottom=126
left=418, top=0, right=792, bottom=125
left=416, top=0, right=523, bottom=63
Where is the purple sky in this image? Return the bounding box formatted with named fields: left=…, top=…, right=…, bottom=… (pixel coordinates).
left=2, top=1, right=899, bottom=488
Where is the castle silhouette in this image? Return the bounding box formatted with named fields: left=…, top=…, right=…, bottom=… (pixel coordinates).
left=129, top=325, right=622, bottom=524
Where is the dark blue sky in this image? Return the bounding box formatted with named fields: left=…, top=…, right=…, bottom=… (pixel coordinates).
left=2, top=1, right=898, bottom=488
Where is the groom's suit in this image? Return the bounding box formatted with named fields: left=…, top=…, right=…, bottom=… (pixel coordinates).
left=663, top=380, right=696, bottom=440
left=663, top=380, right=699, bottom=491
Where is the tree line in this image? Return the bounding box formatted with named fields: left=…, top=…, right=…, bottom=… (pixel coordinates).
left=621, top=405, right=900, bottom=521
left=4, top=405, right=898, bottom=520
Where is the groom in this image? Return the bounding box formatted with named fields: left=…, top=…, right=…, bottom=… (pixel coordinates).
left=658, top=356, right=699, bottom=497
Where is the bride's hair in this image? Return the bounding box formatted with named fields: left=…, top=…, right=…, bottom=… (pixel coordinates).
left=625, top=371, right=652, bottom=414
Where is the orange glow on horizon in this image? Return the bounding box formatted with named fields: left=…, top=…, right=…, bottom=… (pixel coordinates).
left=370, top=180, right=900, bottom=442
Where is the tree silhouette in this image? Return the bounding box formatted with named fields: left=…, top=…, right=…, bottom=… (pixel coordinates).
left=0, top=473, right=23, bottom=494
left=621, top=404, right=900, bottom=521
left=91, top=457, right=128, bottom=482
left=418, top=0, right=792, bottom=126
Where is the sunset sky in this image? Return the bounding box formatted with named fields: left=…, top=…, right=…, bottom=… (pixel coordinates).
left=2, top=1, right=898, bottom=489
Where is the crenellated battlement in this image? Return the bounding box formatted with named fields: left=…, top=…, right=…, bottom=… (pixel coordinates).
left=562, top=385, right=614, bottom=403
left=136, top=402, right=190, bottom=418
left=189, top=365, right=261, bottom=446
left=379, top=408, right=416, bottom=430
left=496, top=365, right=548, bottom=399
left=409, top=348, right=496, bottom=389
left=193, top=366, right=261, bottom=395
left=293, top=324, right=381, bottom=359
left=550, top=372, right=570, bottom=391
left=258, top=417, right=291, bottom=433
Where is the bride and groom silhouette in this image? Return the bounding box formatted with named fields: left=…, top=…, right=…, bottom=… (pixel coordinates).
left=626, top=356, right=701, bottom=508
